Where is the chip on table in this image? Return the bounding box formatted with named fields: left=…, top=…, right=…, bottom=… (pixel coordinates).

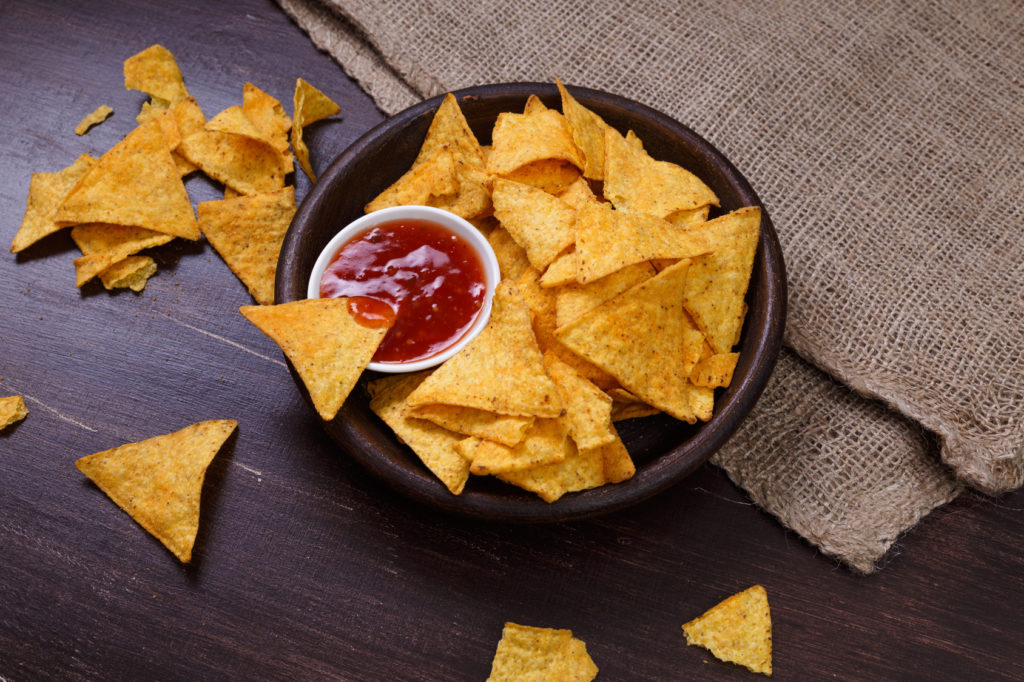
left=486, top=622, right=598, bottom=682
left=681, top=584, right=773, bottom=676
left=0, top=396, right=29, bottom=431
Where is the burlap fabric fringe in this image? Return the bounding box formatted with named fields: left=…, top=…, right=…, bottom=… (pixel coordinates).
left=277, top=0, right=1022, bottom=572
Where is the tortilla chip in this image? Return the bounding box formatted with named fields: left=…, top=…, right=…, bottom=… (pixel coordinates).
left=556, top=259, right=705, bottom=422
left=98, top=255, right=158, bottom=292
left=405, top=281, right=563, bottom=418
left=603, top=126, right=719, bottom=217
left=555, top=261, right=657, bottom=328
left=556, top=79, right=611, bottom=181
left=539, top=249, right=578, bottom=288
left=178, top=129, right=286, bottom=196
left=75, top=105, right=114, bottom=136
left=414, top=92, right=485, bottom=168
left=292, top=77, right=340, bottom=181
left=682, top=206, right=762, bottom=353
left=56, top=118, right=200, bottom=240
left=668, top=204, right=711, bottom=230
left=502, top=159, right=581, bottom=195
left=682, top=585, right=773, bottom=676
left=430, top=159, right=494, bottom=220
left=206, top=105, right=266, bottom=140
left=406, top=403, right=533, bottom=447
left=364, top=149, right=460, bottom=213
left=74, top=419, right=237, bottom=563
left=466, top=416, right=573, bottom=476
left=574, top=200, right=711, bottom=283
left=10, top=154, right=96, bottom=253
left=556, top=175, right=599, bottom=211
left=486, top=623, right=598, bottom=682
left=488, top=227, right=531, bottom=282
left=0, top=396, right=29, bottom=431
left=71, top=224, right=173, bottom=287
left=544, top=353, right=615, bottom=450
left=368, top=373, right=471, bottom=495
left=197, top=186, right=297, bottom=305
left=608, top=388, right=661, bottom=421
left=242, top=83, right=293, bottom=173
left=123, top=44, right=190, bottom=107
left=690, top=352, right=739, bottom=388
left=597, top=424, right=636, bottom=483
left=497, top=438, right=606, bottom=502
left=492, top=178, right=576, bottom=271
left=522, top=94, right=548, bottom=115
left=486, top=109, right=585, bottom=177
left=240, top=299, right=389, bottom=420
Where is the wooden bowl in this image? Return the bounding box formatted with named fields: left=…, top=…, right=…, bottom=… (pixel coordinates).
left=276, top=83, right=786, bottom=522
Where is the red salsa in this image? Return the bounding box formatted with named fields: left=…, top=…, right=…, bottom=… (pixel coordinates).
left=319, top=218, right=487, bottom=364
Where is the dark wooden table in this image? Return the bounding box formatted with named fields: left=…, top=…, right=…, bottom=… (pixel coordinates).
left=1, top=1, right=1021, bottom=679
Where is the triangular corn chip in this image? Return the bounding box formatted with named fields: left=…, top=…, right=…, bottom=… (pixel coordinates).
left=364, top=149, right=459, bottom=213
left=368, top=373, right=471, bottom=495
left=682, top=206, right=762, bottom=353
left=240, top=299, right=389, bottom=420
left=292, top=77, right=340, bottom=181
left=405, top=281, right=563, bottom=418
left=206, top=105, right=266, bottom=140
left=682, top=584, right=773, bottom=676
left=243, top=82, right=294, bottom=174
left=556, top=259, right=705, bottom=422
left=555, top=261, right=656, bottom=328
left=123, top=44, right=190, bottom=107
left=71, top=224, right=173, bottom=287
left=197, top=186, right=297, bottom=305
left=496, top=437, right=606, bottom=502
left=544, top=353, right=616, bottom=450
left=486, top=623, right=598, bottom=682
left=492, top=178, right=576, bottom=271
left=56, top=119, right=200, bottom=240
left=574, top=200, right=711, bottom=283
left=522, top=94, right=548, bottom=115
left=603, top=126, right=719, bottom=217
left=406, top=403, right=534, bottom=447
left=486, top=109, right=585, bottom=177
left=0, top=396, right=29, bottom=431
left=466, top=417, right=573, bottom=476
left=97, top=255, right=158, bottom=292
left=10, top=154, right=96, bottom=253
left=414, top=92, right=485, bottom=168
left=557, top=79, right=611, bottom=180
left=488, top=227, right=531, bottom=283
left=178, top=130, right=286, bottom=196
left=74, top=419, right=237, bottom=563
left=690, top=352, right=740, bottom=388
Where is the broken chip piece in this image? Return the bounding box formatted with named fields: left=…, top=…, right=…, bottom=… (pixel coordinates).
left=75, top=105, right=114, bottom=136
left=682, top=584, right=773, bottom=676
left=74, top=419, right=237, bottom=563
left=0, top=396, right=29, bottom=431
left=486, top=622, right=598, bottom=682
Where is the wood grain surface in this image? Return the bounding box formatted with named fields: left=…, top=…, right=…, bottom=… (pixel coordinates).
left=1, top=0, right=1021, bottom=679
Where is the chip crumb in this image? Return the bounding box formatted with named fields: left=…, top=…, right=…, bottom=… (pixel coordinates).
left=0, top=396, right=29, bottom=431
left=74, top=104, right=114, bottom=135
left=681, top=584, right=773, bottom=676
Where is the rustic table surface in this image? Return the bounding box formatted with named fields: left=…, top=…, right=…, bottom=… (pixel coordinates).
left=1, top=1, right=1021, bottom=680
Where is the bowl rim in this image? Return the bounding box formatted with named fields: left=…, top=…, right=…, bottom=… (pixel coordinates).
left=277, top=81, right=787, bottom=522
left=305, top=204, right=501, bottom=373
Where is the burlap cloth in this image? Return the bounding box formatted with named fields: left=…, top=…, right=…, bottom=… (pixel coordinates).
left=277, top=0, right=1023, bottom=573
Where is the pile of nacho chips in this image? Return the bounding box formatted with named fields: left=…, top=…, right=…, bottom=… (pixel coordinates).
left=358, top=82, right=761, bottom=502
left=11, top=44, right=338, bottom=301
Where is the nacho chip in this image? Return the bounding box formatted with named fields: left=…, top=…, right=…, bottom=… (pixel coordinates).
left=430, top=159, right=494, bottom=220
left=486, top=109, right=584, bottom=177
left=292, top=77, right=340, bottom=181
left=368, top=373, right=471, bottom=495
left=97, top=255, right=158, bottom=292
left=405, top=281, right=563, bottom=419
left=467, top=416, right=573, bottom=475
left=71, top=224, right=173, bottom=287
left=242, top=83, right=293, bottom=173
left=178, top=130, right=286, bottom=196
left=414, top=92, right=485, bottom=168
left=682, top=206, right=762, bottom=354
left=123, top=44, right=190, bottom=107
left=502, top=159, right=581, bottom=195
left=0, top=395, right=29, bottom=431
left=492, top=178, right=576, bottom=271
left=74, top=105, right=114, bottom=136
left=486, top=623, right=598, bottom=682
left=544, top=353, right=616, bottom=450
left=497, top=438, right=606, bottom=502
left=597, top=424, right=635, bottom=483
left=555, top=261, right=657, bottom=328
left=608, top=388, right=661, bottom=421
left=603, top=126, right=719, bottom=217
left=668, top=204, right=711, bottom=230
left=10, top=154, right=96, bottom=253
left=197, top=186, right=297, bottom=305
left=557, top=259, right=705, bottom=422
left=406, top=403, right=533, bottom=448
left=56, top=118, right=200, bottom=240
left=539, top=249, right=578, bottom=288
left=556, top=79, right=611, bottom=181
left=556, top=175, right=599, bottom=211
left=74, top=419, right=237, bottom=563
left=522, top=94, right=548, bottom=115
left=240, top=299, right=389, bottom=421
left=682, top=585, right=773, bottom=676
left=206, top=105, right=266, bottom=140
left=574, top=200, right=711, bottom=284
left=364, top=149, right=459, bottom=213
left=690, top=352, right=739, bottom=388
left=488, top=227, right=531, bottom=282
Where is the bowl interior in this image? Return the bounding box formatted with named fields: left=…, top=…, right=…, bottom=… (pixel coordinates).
left=276, top=83, right=786, bottom=522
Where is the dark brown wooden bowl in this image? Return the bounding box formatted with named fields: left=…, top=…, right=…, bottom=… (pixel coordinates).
left=276, top=83, right=786, bottom=522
